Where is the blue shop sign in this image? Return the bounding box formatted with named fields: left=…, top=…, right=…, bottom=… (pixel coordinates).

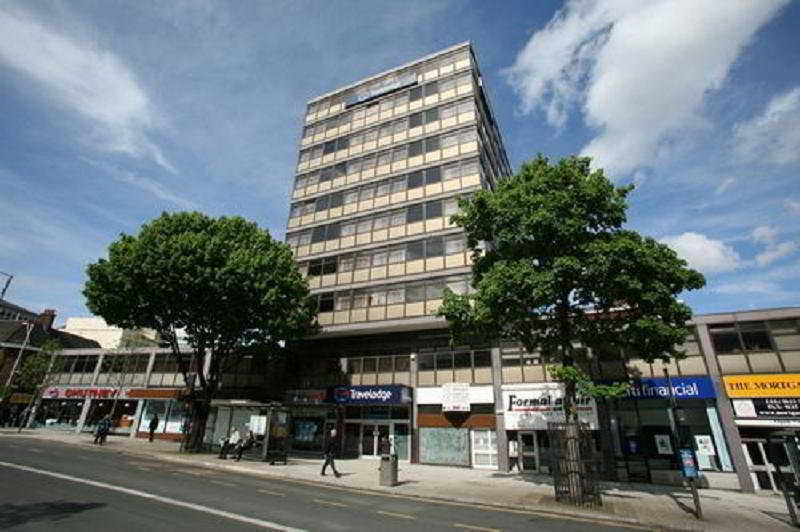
left=330, top=385, right=412, bottom=405
left=622, top=376, right=716, bottom=400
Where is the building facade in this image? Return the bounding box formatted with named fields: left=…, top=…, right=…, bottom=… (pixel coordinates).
left=284, top=42, right=512, bottom=464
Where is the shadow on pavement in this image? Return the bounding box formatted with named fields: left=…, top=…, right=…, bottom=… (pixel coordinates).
left=0, top=501, right=105, bottom=529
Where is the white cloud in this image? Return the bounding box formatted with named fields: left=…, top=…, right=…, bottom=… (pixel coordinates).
left=115, top=171, right=197, bottom=210
left=756, top=242, right=797, bottom=267
left=505, top=0, right=788, bottom=176
left=788, top=199, right=800, bottom=214
left=752, top=225, right=778, bottom=244
left=0, top=4, right=173, bottom=171
left=714, top=279, right=781, bottom=295
left=660, top=232, right=741, bottom=274
left=714, top=177, right=736, bottom=195
left=735, top=87, right=800, bottom=165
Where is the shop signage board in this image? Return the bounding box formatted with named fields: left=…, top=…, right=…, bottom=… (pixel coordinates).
left=330, top=385, right=412, bottom=405
left=620, top=376, right=716, bottom=400
left=8, top=393, right=33, bottom=404
left=695, top=435, right=716, bottom=455
left=502, top=383, right=598, bottom=430
left=733, top=398, right=800, bottom=418
left=42, top=387, right=127, bottom=399
left=285, top=389, right=327, bottom=405
left=723, top=374, right=800, bottom=398
left=655, top=434, right=673, bottom=455
left=441, top=382, right=470, bottom=412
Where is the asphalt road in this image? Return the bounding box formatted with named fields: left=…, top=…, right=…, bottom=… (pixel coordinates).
left=0, top=436, right=647, bottom=531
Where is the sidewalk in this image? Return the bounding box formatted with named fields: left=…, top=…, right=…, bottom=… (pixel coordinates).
left=2, top=428, right=794, bottom=531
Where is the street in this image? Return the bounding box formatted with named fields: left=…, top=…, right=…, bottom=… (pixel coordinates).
left=0, top=437, right=645, bottom=531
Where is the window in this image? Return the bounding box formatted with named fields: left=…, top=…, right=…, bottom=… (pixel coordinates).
left=388, top=247, right=406, bottom=263
left=348, top=358, right=362, bottom=374
left=362, top=155, right=376, bottom=170
left=436, top=352, right=453, bottom=370
left=407, top=240, right=424, bottom=261
left=373, top=214, right=390, bottom=230
left=290, top=204, right=301, bottom=218
left=311, top=226, right=327, bottom=243
left=294, top=175, right=307, bottom=190
left=391, top=176, right=407, bottom=193
left=286, top=234, right=299, bottom=248
left=425, top=108, right=439, bottom=123
left=394, top=118, right=407, bottom=133
left=355, top=254, right=371, bottom=270
left=473, top=350, right=491, bottom=367
left=425, top=166, right=441, bottom=184
left=327, top=223, right=340, bottom=240
left=362, top=357, right=377, bottom=372
left=329, top=192, right=343, bottom=209
left=372, top=251, right=388, bottom=266
left=441, top=132, right=459, bottom=148
left=426, top=237, right=444, bottom=257
left=395, top=356, right=410, bottom=372
left=322, top=259, right=337, bottom=275
left=426, top=281, right=444, bottom=300
left=407, top=170, right=423, bottom=188
left=347, top=159, right=361, bottom=174
left=376, top=180, right=391, bottom=197
left=409, top=112, right=423, bottom=128
left=308, top=260, right=323, bottom=276
left=406, top=283, right=426, bottom=303
left=460, top=129, right=477, bottom=143
left=319, top=293, right=334, bottom=313
left=444, top=198, right=459, bottom=216
left=339, top=255, right=355, bottom=272
left=409, top=86, right=422, bottom=101
left=377, top=151, right=391, bottom=166
left=380, top=98, right=393, bottom=111
left=426, top=136, right=440, bottom=152
left=336, top=293, right=352, bottom=311
left=408, top=140, right=423, bottom=157
left=387, top=287, right=405, bottom=304
left=446, top=277, right=468, bottom=295
left=323, top=140, right=336, bottom=155
left=366, top=102, right=379, bottom=116
left=378, top=357, right=393, bottom=372
left=337, top=136, right=349, bottom=150
left=357, top=219, right=372, bottom=234
left=298, top=232, right=312, bottom=245
left=353, top=291, right=369, bottom=308
left=364, top=128, right=378, bottom=142
left=407, top=204, right=424, bottom=223
left=445, top=235, right=465, bottom=255
left=341, top=222, right=356, bottom=237
left=453, top=351, right=471, bottom=369
left=418, top=354, right=434, bottom=371
left=391, top=210, right=406, bottom=226
left=370, top=290, right=387, bottom=306
left=439, top=78, right=455, bottom=92
left=462, top=159, right=479, bottom=175
left=441, top=103, right=456, bottom=119
left=426, top=200, right=443, bottom=219
left=424, top=81, right=438, bottom=96
left=350, top=132, right=363, bottom=146
left=392, top=146, right=407, bottom=162
left=360, top=185, right=375, bottom=200
left=319, top=167, right=333, bottom=183
left=315, top=196, right=329, bottom=212
left=379, top=123, right=393, bottom=138
left=740, top=323, right=773, bottom=351
left=442, top=163, right=460, bottom=181
left=344, top=190, right=359, bottom=204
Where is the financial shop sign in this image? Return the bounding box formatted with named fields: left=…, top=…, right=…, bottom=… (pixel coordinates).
left=502, top=383, right=598, bottom=430
left=42, top=387, right=126, bottom=400
left=723, top=374, right=800, bottom=398
left=621, top=376, right=716, bottom=400
left=330, top=385, right=412, bottom=405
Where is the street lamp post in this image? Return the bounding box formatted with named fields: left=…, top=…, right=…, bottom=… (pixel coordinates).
left=664, top=366, right=702, bottom=519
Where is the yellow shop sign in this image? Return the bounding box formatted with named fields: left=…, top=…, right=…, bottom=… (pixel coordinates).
left=723, top=374, right=800, bottom=398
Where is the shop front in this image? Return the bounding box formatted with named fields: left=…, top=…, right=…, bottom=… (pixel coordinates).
left=37, top=386, right=140, bottom=435
left=501, top=383, right=599, bottom=474
left=133, top=389, right=186, bottom=441
left=610, top=375, right=734, bottom=487
left=332, top=384, right=412, bottom=460
left=417, top=384, right=496, bottom=468
left=725, top=373, right=800, bottom=490
left=285, top=389, right=337, bottom=456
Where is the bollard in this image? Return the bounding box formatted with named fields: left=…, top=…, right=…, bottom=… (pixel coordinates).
left=379, top=454, right=398, bottom=486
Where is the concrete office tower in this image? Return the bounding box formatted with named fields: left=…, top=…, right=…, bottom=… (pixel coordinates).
left=284, top=43, right=512, bottom=465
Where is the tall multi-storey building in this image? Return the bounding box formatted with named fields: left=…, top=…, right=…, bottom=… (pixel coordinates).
left=284, top=43, right=512, bottom=466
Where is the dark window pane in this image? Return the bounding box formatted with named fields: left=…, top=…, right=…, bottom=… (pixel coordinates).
left=322, top=259, right=337, bottom=275
left=425, top=237, right=444, bottom=257
left=308, top=260, right=323, bottom=276
left=323, top=140, right=336, bottom=154
left=394, top=356, right=410, bottom=372
left=337, top=136, right=349, bottom=150
left=378, top=357, right=393, bottom=372
left=327, top=223, right=340, bottom=240
left=319, top=293, right=334, bottom=312
left=424, top=81, right=438, bottom=96
left=362, top=358, right=377, bottom=372
left=742, top=331, right=772, bottom=351
left=711, top=332, right=741, bottom=353
left=391, top=406, right=409, bottom=419
left=319, top=168, right=333, bottom=182
left=425, top=108, right=439, bottom=123
left=407, top=170, right=423, bottom=188
left=409, top=86, right=423, bottom=101
left=407, top=240, right=424, bottom=261
left=425, top=200, right=442, bottom=218
left=311, top=225, right=327, bottom=243
left=335, top=162, right=347, bottom=178
left=418, top=354, right=435, bottom=371
left=409, top=112, right=423, bottom=128
left=329, top=193, right=343, bottom=208
left=406, top=284, right=425, bottom=302
left=407, top=204, right=424, bottom=223
left=426, top=282, right=444, bottom=300
left=502, top=355, right=521, bottom=367
left=426, top=136, right=440, bottom=152
left=425, top=166, right=441, bottom=184
left=348, top=359, right=362, bottom=374
left=473, top=350, right=491, bottom=367
left=408, top=140, right=423, bottom=157
left=436, top=352, right=453, bottom=370
left=315, top=196, right=329, bottom=212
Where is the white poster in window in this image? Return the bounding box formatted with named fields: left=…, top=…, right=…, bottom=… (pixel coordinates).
left=695, top=435, right=716, bottom=456
left=250, top=415, right=267, bottom=435
left=732, top=399, right=757, bottom=418
left=655, top=434, right=673, bottom=455
left=442, top=382, right=470, bottom=412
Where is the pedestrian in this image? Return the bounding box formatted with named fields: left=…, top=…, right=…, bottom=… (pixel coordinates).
left=148, top=414, right=159, bottom=442
left=234, top=424, right=255, bottom=462
left=508, top=438, right=521, bottom=472
left=220, top=427, right=240, bottom=459
left=94, top=416, right=109, bottom=445
left=320, top=428, right=341, bottom=478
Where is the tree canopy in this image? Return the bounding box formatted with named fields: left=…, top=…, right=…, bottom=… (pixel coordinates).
left=438, top=155, right=705, bottom=413
left=84, top=211, right=317, bottom=447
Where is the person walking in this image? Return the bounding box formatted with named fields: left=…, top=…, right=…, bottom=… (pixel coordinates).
left=508, top=437, right=521, bottom=472
left=94, top=415, right=110, bottom=445
left=148, top=414, right=159, bottom=442
left=320, top=428, right=341, bottom=478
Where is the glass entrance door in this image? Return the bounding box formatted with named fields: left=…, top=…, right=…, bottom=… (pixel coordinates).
left=360, top=423, right=391, bottom=456
left=520, top=431, right=537, bottom=471
left=361, top=424, right=376, bottom=456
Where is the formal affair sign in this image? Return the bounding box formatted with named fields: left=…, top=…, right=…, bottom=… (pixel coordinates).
left=502, top=383, right=598, bottom=430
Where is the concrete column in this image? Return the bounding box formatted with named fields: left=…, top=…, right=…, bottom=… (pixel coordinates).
left=144, top=350, right=156, bottom=387
left=696, top=323, right=755, bottom=492
left=491, top=346, right=509, bottom=472
left=409, top=351, right=419, bottom=464
left=130, top=399, right=144, bottom=440
left=75, top=397, right=92, bottom=434
left=91, top=353, right=104, bottom=385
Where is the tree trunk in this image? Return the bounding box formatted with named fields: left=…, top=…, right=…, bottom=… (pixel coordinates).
left=185, top=398, right=210, bottom=452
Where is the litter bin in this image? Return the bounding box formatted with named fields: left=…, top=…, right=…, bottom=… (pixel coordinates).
left=379, top=454, right=398, bottom=487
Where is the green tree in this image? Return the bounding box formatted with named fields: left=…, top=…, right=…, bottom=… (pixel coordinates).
left=84, top=212, right=317, bottom=450
left=439, top=155, right=705, bottom=418
left=118, top=329, right=159, bottom=349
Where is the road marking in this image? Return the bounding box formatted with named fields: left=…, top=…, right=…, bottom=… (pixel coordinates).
left=209, top=480, right=237, bottom=488
left=28, top=448, right=43, bottom=453
left=454, top=524, right=501, bottom=532
left=0, top=461, right=306, bottom=532
left=377, top=510, right=415, bottom=520
left=313, top=498, right=349, bottom=508
left=258, top=489, right=286, bottom=497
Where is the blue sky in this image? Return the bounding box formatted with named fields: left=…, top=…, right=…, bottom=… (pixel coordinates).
left=0, top=0, right=798, bottom=325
